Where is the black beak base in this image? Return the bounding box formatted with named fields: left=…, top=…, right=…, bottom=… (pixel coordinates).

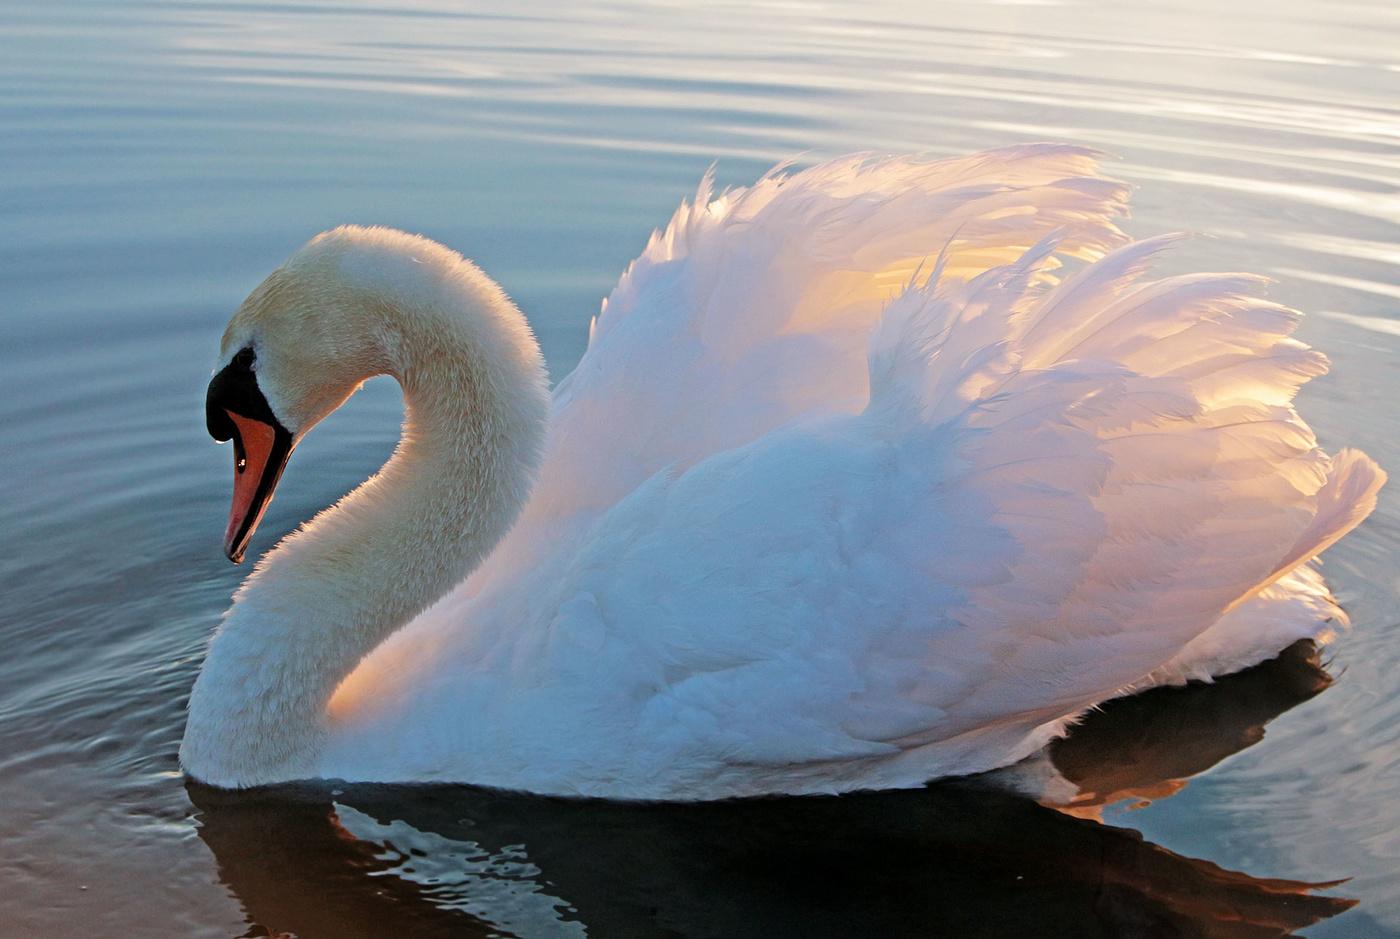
left=207, top=347, right=277, bottom=441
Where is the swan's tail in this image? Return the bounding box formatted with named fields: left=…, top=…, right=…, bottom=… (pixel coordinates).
left=1245, top=446, right=1385, bottom=605
left=1144, top=450, right=1384, bottom=687
left=867, top=231, right=1383, bottom=716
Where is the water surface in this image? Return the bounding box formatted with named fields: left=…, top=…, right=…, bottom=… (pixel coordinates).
left=2, top=0, right=1399, bottom=935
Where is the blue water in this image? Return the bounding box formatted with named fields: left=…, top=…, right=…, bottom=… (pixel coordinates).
left=2, top=0, right=1398, bottom=935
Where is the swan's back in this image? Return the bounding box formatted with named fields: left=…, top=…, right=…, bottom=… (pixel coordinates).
left=324, top=146, right=1382, bottom=798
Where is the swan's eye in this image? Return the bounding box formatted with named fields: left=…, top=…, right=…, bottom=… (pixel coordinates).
left=232, top=347, right=255, bottom=370
left=236, top=457, right=247, bottom=473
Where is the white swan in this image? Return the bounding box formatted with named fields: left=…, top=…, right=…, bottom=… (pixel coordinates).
left=183, top=145, right=1385, bottom=799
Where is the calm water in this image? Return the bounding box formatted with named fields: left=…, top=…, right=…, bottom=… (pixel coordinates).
left=3, top=0, right=1399, bottom=935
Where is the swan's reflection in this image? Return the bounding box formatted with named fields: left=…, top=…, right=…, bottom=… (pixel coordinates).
left=191, top=641, right=1353, bottom=938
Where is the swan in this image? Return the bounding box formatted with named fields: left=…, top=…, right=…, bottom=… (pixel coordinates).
left=183, top=144, right=1385, bottom=799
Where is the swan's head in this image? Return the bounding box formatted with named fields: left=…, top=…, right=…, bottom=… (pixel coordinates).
left=207, top=229, right=400, bottom=563
left=207, top=225, right=548, bottom=565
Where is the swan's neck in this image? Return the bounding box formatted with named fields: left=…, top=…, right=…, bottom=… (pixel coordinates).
left=182, top=259, right=548, bottom=787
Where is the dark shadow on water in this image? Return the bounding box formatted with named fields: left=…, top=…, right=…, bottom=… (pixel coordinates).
left=189, top=641, right=1354, bottom=938
left=1049, top=638, right=1337, bottom=818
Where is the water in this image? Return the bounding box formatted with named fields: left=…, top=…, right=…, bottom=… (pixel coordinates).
left=2, top=0, right=1397, bottom=935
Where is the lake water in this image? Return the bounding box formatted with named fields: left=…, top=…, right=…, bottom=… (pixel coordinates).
left=2, top=0, right=1398, bottom=935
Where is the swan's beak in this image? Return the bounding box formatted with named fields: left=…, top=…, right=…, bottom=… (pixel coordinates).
left=218, top=411, right=295, bottom=564
left=207, top=351, right=295, bottom=564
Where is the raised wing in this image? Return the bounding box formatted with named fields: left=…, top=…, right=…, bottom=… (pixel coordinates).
left=514, top=145, right=1131, bottom=548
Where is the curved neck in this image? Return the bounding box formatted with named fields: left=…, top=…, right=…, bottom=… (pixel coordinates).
left=183, top=267, right=549, bottom=787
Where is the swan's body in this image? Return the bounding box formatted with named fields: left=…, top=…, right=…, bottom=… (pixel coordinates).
left=183, top=145, right=1384, bottom=799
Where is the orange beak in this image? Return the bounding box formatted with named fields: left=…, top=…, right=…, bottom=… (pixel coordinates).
left=222, top=410, right=295, bottom=563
